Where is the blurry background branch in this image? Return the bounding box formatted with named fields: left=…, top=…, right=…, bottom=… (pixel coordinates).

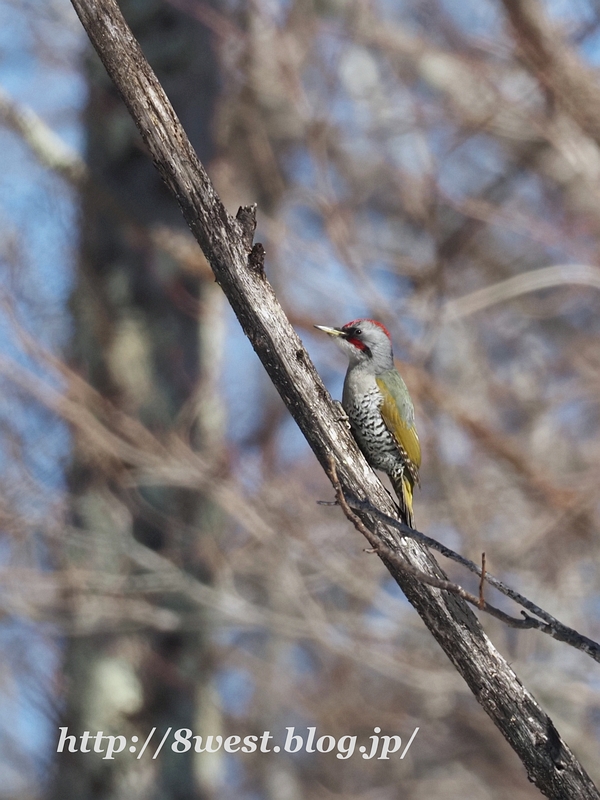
left=501, top=0, right=600, bottom=146
left=0, top=84, right=86, bottom=184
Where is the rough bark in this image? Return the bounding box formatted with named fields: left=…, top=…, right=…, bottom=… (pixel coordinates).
left=68, top=0, right=600, bottom=797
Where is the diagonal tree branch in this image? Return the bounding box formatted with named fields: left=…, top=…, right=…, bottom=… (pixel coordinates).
left=68, top=1, right=599, bottom=797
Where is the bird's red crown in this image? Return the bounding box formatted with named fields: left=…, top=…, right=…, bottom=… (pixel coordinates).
left=342, top=319, right=391, bottom=340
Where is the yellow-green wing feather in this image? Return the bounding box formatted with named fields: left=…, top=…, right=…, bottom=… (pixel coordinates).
left=376, top=373, right=421, bottom=479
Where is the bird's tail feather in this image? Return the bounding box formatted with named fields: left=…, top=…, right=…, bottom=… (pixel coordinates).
left=390, top=470, right=415, bottom=529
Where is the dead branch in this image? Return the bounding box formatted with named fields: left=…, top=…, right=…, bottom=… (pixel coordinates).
left=327, top=457, right=548, bottom=631
left=337, top=490, right=600, bottom=663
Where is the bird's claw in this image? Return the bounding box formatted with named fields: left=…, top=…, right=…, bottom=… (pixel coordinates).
left=334, top=400, right=351, bottom=427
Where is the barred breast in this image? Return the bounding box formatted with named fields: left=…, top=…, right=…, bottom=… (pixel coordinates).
left=342, top=372, right=406, bottom=476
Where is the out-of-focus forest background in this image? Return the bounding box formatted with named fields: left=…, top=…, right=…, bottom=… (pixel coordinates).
left=1, top=0, right=600, bottom=797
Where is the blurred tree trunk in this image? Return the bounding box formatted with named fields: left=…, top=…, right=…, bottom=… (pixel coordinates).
left=51, top=3, right=221, bottom=798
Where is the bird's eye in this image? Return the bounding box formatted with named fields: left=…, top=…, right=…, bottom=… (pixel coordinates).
left=355, top=328, right=362, bottom=335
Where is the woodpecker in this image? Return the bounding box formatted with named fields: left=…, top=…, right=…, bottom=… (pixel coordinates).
left=315, top=319, right=420, bottom=527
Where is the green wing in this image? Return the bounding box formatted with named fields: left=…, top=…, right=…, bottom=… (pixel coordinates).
left=376, top=371, right=421, bottom=478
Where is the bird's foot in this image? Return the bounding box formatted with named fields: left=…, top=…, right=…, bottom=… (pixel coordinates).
left=334, top=400, right=351, bottom=427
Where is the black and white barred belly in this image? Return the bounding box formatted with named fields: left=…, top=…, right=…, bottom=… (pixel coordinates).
left=342, top=381, right=405, bottom=476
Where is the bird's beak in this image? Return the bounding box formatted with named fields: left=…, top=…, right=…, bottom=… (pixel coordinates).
left=314, top=325, right=347, bottom=338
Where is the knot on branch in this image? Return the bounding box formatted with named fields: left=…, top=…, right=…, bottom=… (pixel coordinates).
left=248, top=242, right=266, bottom=275
left=235, top=204, right=265, bottom=274
left=236, top=203, right=257, bottom=251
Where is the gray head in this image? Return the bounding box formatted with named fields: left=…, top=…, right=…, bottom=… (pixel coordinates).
left=315, top=318, right=394, bottom=373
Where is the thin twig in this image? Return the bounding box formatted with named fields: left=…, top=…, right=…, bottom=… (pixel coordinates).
left=326, top=457, right=542, bottom=629
left=326, top=463, right=600, bottom=662
left=479, top=553, right=486, bottom=610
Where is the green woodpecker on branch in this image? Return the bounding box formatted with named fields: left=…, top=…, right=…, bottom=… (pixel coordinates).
left=316, top=319, right=421, bottom=528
